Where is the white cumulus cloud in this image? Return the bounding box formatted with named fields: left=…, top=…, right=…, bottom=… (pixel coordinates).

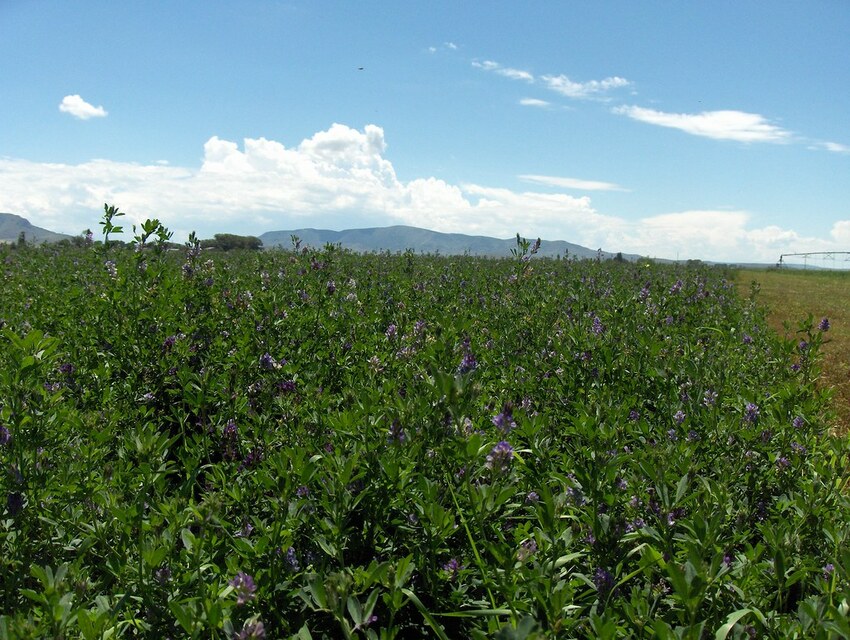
left=0, top=122, right=847, bottom=264
left=59, top=94, right=108, bottom=120
left=613, top=106, right=792, bottom=143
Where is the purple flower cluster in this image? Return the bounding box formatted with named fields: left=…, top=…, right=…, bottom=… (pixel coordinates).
left=744, top=403, right=760, bottom=424
left=819, top=317, right=830, bottom=332
left=485, top=441, right=514, bottom=473
left=259, top=352, right=282, bottom=370
left=593, top=567, right=615, bottom=596
left=239, top=447, right=264, bottom=472
left=591, top=315, right=605, bottom=336
left=230, top=572, right=257, bottom=606
left=491, top=404, right=516, bottom=433
left=442, top=557, right=463, bottom=580
left=0, top=425, right=10, bottom=446
left=458, top=346, right=478, bottom=374
left=235, top=620, right=266, bottom=640
left=222, top=419, right=238, bottom=460
left=284, top=546, right=300, bottom=572
left=388, top=419, right=406, bottom=443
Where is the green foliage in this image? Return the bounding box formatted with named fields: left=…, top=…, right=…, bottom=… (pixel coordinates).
left=201, top=234, right=263, bottom=251
left=0, top=215, right=847, bottom=638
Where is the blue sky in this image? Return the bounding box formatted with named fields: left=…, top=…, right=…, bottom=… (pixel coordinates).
left=1, top=1, right=848, bottom=262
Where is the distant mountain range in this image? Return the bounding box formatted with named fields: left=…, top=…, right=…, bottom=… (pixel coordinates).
left=1, top=212, right=797, bottom=268
left=260, top=225, right=641, bottom=260
left=0, top=213, right=71, bottom=244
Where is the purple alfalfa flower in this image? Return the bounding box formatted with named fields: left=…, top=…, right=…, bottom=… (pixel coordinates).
left=235, top=620, right=266, bottom=640
left=669, top=279, right=683, bottom=294
left=723, top=552, right=734, bottom=567
left=674, top=410, right=686, bottom=425
left=703, top=389, right=718, bottom=408
left=239, top=446, right=264, bottom=472
left=776, top=456, right=790, bottom=471
left=744, top=402, right=760, bottom=424
left=742, top=333, right=753, bottom=345
left=798, top=340, right=809, bottom=353
left=525, top=491, right=540, bottom=504
left=0, top=425, right=10, bottom=447
left=458, top=349, right=478, bottom=374
left=591, top=315, right=605, bottom=336
left=790, top=441, right=807, bottom=456
left=295, top=484, right=310, bottom=498
left=162, top=334, right=178, bottom=352
left=628, top=409, right=640, bottom=422
left=104, top=260, right=117, bottom=279
left=593, top=567, right=615, bottom=597
left=326, top=280, right=336, bottom=295
left=58, top=362, right=75, bottom=376
left=442, top=558, right=462, bottom=580
left=385, top=323, right=397, bottom=340
left=792, top=416, right=805, bottom=429
left=625, top=517, right=645, bottom=533
left=284, top=547, right=300, bottom=572
left=823, top=563, right=836, bottom=580
left=485, top=441, right=514, bottom=473
left=230, top=572, right=257, bottom=606
left=276, top=379, right=296, bottom=394
left=819, top=317, right=830, bottom=332
left=222, top=419, right=239, bottom=460
left=259, top=352, right=279, bottom=370
left=491, top=403, right=516, bottom=433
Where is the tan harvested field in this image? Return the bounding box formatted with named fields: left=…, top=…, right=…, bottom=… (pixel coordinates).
left=737, top=268, right=850, bottom=435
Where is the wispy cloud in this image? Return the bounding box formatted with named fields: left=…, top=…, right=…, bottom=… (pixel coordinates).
left=472, top=60, right=533, bottom=82
left=429, top=42, right=459, bottom=54
left=613, top=106, right=792, bottom=143
left=59, top=94, right=108, bottom=120
left=541, top=74, right=630, bottom=99
left=473, top=59, right=630, bottom=100
left=812, top=141, right=850, bottom=154
left=519, top=98, right=550, bottom=108
left=519, top=174, right=627, bottom=192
